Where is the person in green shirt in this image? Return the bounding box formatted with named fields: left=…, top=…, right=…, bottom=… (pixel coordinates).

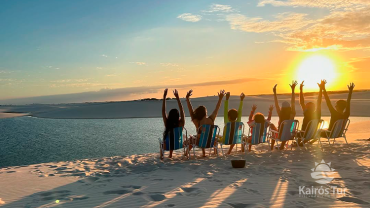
left=223, top=92, right=245, bottom=154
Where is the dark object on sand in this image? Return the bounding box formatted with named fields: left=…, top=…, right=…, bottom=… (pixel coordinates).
left=231, top=160, right=246, bottom=168
left=367, top=138, right=370, bottom=141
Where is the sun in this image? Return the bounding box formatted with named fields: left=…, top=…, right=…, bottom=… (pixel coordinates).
left=296, top=55, right=337, bottom=90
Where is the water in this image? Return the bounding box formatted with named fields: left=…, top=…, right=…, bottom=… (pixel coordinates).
left=0, top=116, right=369, bottom=167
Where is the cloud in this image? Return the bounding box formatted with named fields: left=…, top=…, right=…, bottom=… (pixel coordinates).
left=207, top=4, right=234, bottom=12
left=160, top=63, right=179, bottom=67
left=226, top=12, right=312, bottom=33
left=258, top=0, right=370, bottom=9
left=177, top=13, right=202, bottom=22
left=0, top=77, right=265, bottom=104
left=130, top=62, right=147, bottom=66
left=101, top=54, right=108, bottom=57
left=346, top=57, right=370, bottom=72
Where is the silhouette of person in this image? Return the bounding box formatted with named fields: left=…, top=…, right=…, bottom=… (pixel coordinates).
left=161, top=89, right=185, bottom=159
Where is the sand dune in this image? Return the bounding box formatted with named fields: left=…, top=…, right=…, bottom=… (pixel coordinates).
left=0, top=121, right=369, bottom=207
left=1, top=91, right=370, bottom=119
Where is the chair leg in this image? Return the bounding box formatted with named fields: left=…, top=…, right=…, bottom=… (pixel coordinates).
left=344, top=136, right=349, bottom=145
left=318, top=138, right=323, bottom=151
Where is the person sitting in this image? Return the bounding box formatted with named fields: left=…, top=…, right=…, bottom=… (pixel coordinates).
left=269, top=81, right=297, bottom=150
left=222, top=92, right=245, bottom=154
left=298, top=80, right=323, bottom=145
left=314, top=81, right=355, bottom=141
left=243, top=105, right=273, bottom=152
left=186, top=89, right=225, bottom=157
left=161, top=89, right=185, bottom=159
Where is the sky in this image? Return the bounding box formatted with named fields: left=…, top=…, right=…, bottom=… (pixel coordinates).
left=0, top=0, right=369, bottom=104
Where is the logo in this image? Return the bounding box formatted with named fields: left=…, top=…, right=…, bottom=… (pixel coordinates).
left=311, top=160, right=336, bottom=184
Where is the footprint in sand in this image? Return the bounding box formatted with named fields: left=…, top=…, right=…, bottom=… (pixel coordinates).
left=226, top=203, right=254, bottom=208
left=39, top=190, right=71, bottom=201
left=122, top=185, right=142, bottom=189
left=149, top=194, right=166, bottom=201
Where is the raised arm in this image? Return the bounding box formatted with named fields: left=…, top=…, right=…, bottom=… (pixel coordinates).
left=173, top=89, right=185, bottom=126
left=316, top=80, right=325, bottom=117
left=267, top=105, right=273, bottom=121
left=345, top=83, right=355, bottom=117
left=273, top=84, right=281, bottom=116
left=237, top=93, right=245, bottom=122
left=185, top=90, right=195, bottom=120
left=162, top=89, right=168, bottom=125
left=249, top=104, right=257, bottom=122
left=299, top=81, right=306, bottom=111
left=209, top=89, right=225, bottom=121
left=289, top=80, right=298, bottom=116
left=321, top=80, right=335, bottom=113
left=224, top=92, right=230, bottom=124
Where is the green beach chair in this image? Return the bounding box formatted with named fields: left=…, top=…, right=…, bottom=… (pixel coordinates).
left=219, top=122, right=245, bottom=156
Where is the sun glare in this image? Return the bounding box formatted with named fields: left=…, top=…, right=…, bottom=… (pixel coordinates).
left=296, top=55, right=337, bottom=90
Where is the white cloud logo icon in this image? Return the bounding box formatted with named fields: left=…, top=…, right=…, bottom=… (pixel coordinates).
left=311, top=160, right=336, bottom=184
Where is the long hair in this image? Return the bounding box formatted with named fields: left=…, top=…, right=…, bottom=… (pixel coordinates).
left=163, top=109, right=180, bottom=141
left=279, top=107, right=291, bottom=124
left=253, top=113, right=265, bottom=136
left=193, top=106, right=207, bottom=121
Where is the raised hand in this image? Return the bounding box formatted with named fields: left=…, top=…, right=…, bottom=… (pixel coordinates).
left=163, top=88, right=168, bottom=98
left=173, top=89, right=179, bottom=99
left=186, top=90, right=193, bottom=99
left=226, top=92, right=231, bottom=100
left=348, top=82, right=355, bottom=91
left=252, top=104, right=257, bottom=111
left=269, top=105, right=274, bottom=111
left=240, top=93, right=245, bottom=101
left=218, top=89, right=225, bottom=100
left=273, top=84, right=278, bottom=94
left=290, top=80, right=298, bottom=91
left=317, top=79, right=327, bottom=90
left=300, top=81, right=304, bottom=91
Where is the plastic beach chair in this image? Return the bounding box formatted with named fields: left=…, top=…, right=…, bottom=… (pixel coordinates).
left=245, top=121, right=271, bottom=151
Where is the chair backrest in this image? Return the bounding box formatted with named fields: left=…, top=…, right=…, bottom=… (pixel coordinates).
left=164, top=127, right=186, bottom=151
left=250, top=121, right=270, bottom=145
left=278, top=120, right=299, bottom=141
left=223, top=122, right=244, bottom=145
left=330, top=119, right=350, bottom=138
left=302, top=119, right=323, bottom=140
left=198, top=125, right=220, bottom=148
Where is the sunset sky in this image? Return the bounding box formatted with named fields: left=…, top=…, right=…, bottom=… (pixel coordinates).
left=0, top=0, right=369, bottom=104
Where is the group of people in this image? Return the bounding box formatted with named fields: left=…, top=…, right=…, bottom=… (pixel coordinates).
left=161, top=80, right=355, bottom=159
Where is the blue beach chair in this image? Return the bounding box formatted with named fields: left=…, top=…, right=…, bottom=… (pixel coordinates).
left=192, top=125, right=220, bottom=158
left=159, top=127, right=189, bottom=158
left=295, top=119, right=324, bottom=150
left=219, top=122, right=245, bottom=156
left=245, top=121, right=271, bottom=151
left=318, top=119, right=350, bottom=150
left=268, top=120, right=299, bottom=150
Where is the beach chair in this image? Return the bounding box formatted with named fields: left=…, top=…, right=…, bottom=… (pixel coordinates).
left=318, top=119, right=350, bottom=150
left=295, top=119, right=324, bottom=150
left=268, top=120, right=299, bottom=150
left=245, top=121, right=271, bottom=151
left=158, top=127, right=189, bottom=158
left=192, top=125, right=220, bottom=158
left=219, top=122, right=245, bottom=156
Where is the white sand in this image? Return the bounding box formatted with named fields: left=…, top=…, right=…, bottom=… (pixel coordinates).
left=1, top=121, right=369, bottom=207
left=1, top=91, right=370, bottom=119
